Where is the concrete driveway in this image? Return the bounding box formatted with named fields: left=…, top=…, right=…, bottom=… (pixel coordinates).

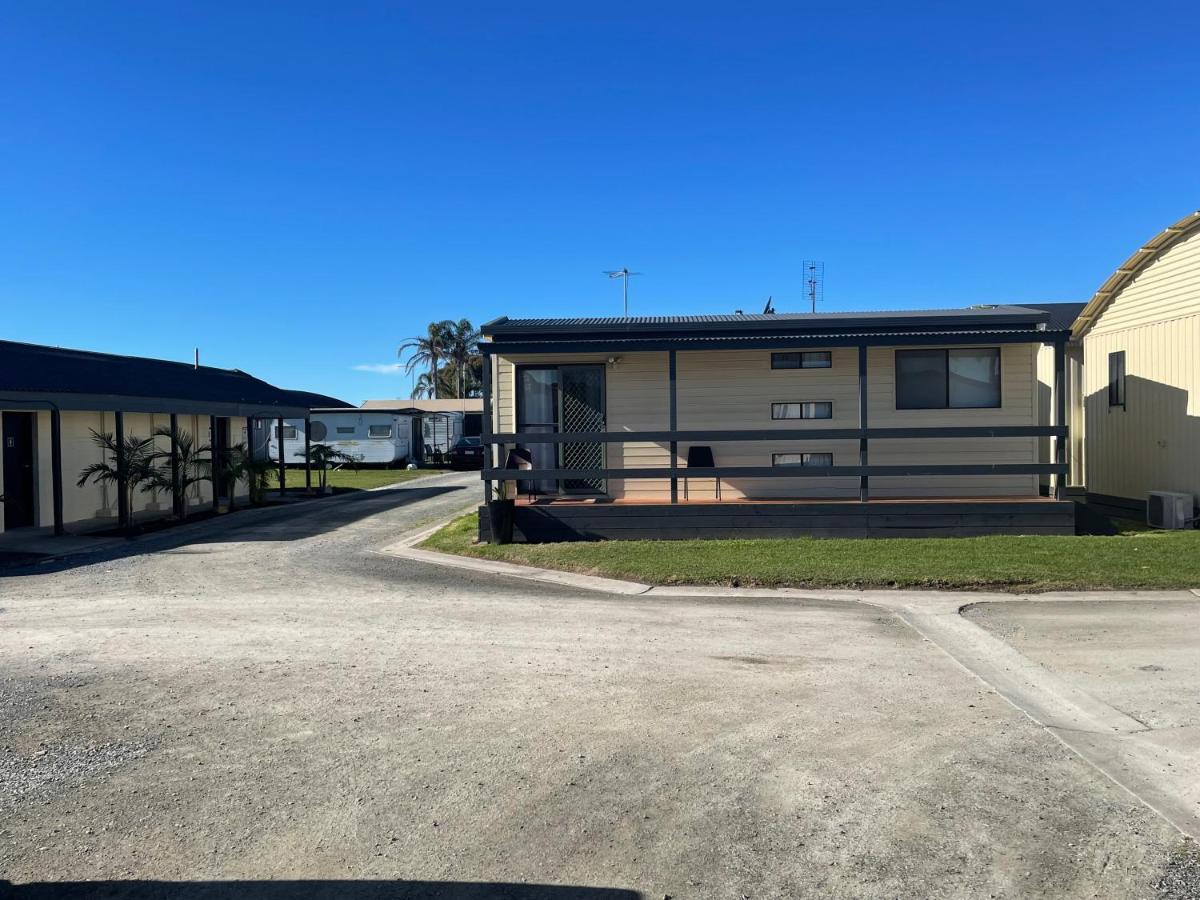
left=0, top=472, right=1196, bottom=899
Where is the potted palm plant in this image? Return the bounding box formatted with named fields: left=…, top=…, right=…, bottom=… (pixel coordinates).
left=77, top=429, right=160, bottom=533
left=149, top=427, right=211, bottom=520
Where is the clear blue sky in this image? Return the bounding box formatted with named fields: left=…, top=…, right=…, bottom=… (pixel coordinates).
left=1, top=2, right=1197, bottom=405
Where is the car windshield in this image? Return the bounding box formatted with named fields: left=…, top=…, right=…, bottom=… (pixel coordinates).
left=457, top=437, right=481, bottom=447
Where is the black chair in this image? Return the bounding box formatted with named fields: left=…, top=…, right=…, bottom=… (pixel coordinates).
left=504, top=447, right=537, bottom=501
left=683, top=445, right=720, bottom=501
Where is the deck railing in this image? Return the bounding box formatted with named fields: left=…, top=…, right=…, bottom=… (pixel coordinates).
left=480, top=425, right=1069, bottom=503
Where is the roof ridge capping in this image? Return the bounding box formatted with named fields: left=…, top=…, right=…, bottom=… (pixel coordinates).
left=1073, top=210, right=1200, bottom=339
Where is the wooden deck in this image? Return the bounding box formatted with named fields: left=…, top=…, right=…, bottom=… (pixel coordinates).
left=481, top=495, right=1077, bottom=542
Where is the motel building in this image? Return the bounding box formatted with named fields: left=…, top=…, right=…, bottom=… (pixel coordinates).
left=0, top=339, right=310, bottom=540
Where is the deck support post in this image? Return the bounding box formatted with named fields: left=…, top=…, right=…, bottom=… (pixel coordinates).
left=277, top=416, right=286, bottom=496
left=858, top=345, right=869, bottom=502
left=50, top=408, right=64, bottom=536
left=211, top=415, right=221, bottom=512
left=1053, top=339, right=1066, bottom=502
left=169, top=413, right=181, bottom=518
left=481, top=350, right=494, bottom=504
left=304, top=417, right=313, bottom=494
left=668, top=350, right=678, bottom=504
left=114, top=410, right=129, bottom=529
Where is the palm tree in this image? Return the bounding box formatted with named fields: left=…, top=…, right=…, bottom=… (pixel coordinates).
left=77, top=430, right=160, bottom=529
left=412, top=371, right=438, bottom=399
left=399, top=320, right=453, bottom=399
left=231, top=445, right=276, bottom=506
left=292, top=444, right=361, bottom=493
left=148, top=427, right=211, bottom=520
left=444, top=318, right=481, bottom=399
left=216, top=442, right=277, bottom=509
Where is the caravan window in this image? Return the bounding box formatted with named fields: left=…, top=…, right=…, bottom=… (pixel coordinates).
left=336, top=426, right=355, bottom=435
left=275, top=426, right=297, bottom=440
left=368, top=425, right=392, bottom=439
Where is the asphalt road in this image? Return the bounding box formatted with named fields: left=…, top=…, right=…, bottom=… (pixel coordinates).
left=0, top=472, right=1195, bottom=899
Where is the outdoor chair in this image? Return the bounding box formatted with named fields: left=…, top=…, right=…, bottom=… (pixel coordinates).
left=504, top=447, right=537, bottom=501
left=683, top=445, right=721, bottom=501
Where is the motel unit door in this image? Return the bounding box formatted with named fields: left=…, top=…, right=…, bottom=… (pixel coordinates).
left=1, top=411, right=37, bottom=530
left=516, top=364, right=606, bottom=495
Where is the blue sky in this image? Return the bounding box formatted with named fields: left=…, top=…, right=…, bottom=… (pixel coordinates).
left=1, top=2, right=1197, bottom=404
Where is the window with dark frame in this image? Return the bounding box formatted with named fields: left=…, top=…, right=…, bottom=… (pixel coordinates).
left=772, top=452, right=834, bottom=467
left=771, top=351, right=832, bottom=369
left=336, top=426, right=355, bottom=435
left=895, top=348, right=1001, bottom=409
left=771, top=401, right=833, bottom=420
left=275, top=426, right=297, bottom=440
left=1108, top=351, right=1126, bottom=408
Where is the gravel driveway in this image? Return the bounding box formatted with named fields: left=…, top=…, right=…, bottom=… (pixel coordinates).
left=0, top=473, right=1193, bottom=898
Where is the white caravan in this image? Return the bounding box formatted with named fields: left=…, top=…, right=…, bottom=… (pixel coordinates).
left=265, top=410, right=414, bottom=465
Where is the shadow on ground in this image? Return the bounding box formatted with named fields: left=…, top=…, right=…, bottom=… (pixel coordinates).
left=0, top=882, right=639, bottom=900
left=0, top=483, right=469, bottom=577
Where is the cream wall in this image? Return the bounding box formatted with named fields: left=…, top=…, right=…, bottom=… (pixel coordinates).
left=1083, top=318, right=1200, bottom=503
left=1080, top=225, right=1200, bottom=505
left=491, top=342, right=1042, bottom=501
left=0, top=409, right=249, bottom=535
left=1034, top=342, right=1084, bottom=489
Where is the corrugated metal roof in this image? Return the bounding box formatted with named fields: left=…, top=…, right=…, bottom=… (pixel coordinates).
left=361, top=398, right=482, bottom=412
left=1073, top=210, right=1200, bottom=338
left=490, top=305, right=1046, bottom=329
left=1025, top=302, right=1086, bottom=333
left=489, top=328, right=1054, bottom=348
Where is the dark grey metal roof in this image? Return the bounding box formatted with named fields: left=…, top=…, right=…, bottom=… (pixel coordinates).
left=483, top=305, right=1052, bottom=341
left=279, top=389, right=354, bottom=410
left=0, top=338, right=310, bottom=416
left=1024, top=302, right=1086, bottom=333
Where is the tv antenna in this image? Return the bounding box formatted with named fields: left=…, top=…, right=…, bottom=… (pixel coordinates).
left=802, top=260, right=824, bottom=313
left=604, top=267, right=641, bottom=316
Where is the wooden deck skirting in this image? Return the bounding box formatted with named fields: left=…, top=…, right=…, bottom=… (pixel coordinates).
left=479, top=497, right=1077, bottom=542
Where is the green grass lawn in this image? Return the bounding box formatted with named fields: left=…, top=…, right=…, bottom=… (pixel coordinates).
left=265, top=466, right=446, bottom=492
left=420, top=512, right=1200, bottom=591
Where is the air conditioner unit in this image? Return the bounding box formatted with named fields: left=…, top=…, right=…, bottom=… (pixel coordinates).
left=1147, top=490, right=1194, bottom=529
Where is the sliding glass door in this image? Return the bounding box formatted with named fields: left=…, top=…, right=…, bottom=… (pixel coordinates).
left=516, top=364, right=606, bottom=495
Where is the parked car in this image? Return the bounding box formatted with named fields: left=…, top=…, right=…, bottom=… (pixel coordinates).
left=449, top=436, right=485, bottom=470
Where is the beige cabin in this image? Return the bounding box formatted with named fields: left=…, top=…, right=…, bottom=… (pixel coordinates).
left=478, top=306, right=1075, bottom=541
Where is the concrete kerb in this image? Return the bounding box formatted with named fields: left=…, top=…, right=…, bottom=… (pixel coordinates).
left=383, top=512, right=1200, bottom=839
left=382, top=521, right=1200, bottom=608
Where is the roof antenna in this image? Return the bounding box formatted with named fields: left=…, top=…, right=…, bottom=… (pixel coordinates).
left=762, top=295, right=775, bottom=315
left=802, top=260, right=824, bottom=313
left=603, top=267, right=641, bottom=316
left=194, top=348, right=199, bottom=369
